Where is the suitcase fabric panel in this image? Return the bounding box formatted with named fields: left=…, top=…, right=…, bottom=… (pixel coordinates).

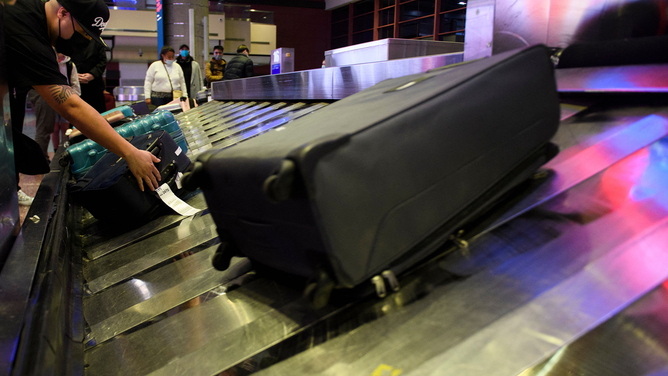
left=310, top=48, right=560, bottom=284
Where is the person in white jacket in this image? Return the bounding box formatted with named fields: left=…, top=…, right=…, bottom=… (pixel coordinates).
left=53, top=52, right=81, bottom=149
left=144, top=45, right=188, bottom=107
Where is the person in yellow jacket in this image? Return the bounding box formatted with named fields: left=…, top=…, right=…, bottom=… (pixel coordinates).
left=205, top=45, right=226, bottom=87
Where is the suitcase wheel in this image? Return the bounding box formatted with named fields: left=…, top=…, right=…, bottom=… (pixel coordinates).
left=303, top=270, right=335, bottom=309
left=59, top=152, right=72, bottom=167
left=263, top=160, right=296, bottom=203
left=211, top=242, right=239, bottom=271
left=371, top=270, right=401, bottom=299
left=181, top=161, right=205, bottom=191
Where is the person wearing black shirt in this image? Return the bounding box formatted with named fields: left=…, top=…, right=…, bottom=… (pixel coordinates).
left=71, top=38, right=107, bottom=113
left=176, top=44, right=203, bottom=99
left=223, top=44, right=253, bottom=80
left=4, top=0, right=161, bottom=193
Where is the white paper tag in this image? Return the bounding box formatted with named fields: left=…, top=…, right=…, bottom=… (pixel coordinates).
left=175, top=172, right=183, bottom=190
left=175, top=146, right=182, bottom=156
left=176, top=215, right=194, bottom=239
left=156, top=184, right=201, bottom=217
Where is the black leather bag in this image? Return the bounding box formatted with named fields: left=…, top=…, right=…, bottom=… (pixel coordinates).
left=186, top=45, right=561, bottom=305
left=14, top=132, right=50, bottom=175
left=70, top=130, right=190, bottom=224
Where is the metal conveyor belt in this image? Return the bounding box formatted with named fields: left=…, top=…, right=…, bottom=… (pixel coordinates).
left=70, top=98, right=668, bottom=376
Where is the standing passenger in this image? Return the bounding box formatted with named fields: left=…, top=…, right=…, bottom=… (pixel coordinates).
left=71, top=38, right=108, bottom=113
left=144, top=45, right=188, bottom=107
left=26, top=88, right=56, bottom=160
left=5, top=0, right=161, bottom=196
left=205, top=45, right=226, bottom=87
left=223, top=44, right=253, bottom=80
left=176, top=44, right=203, bottom=99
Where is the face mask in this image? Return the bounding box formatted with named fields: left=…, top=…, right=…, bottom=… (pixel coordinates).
left=165, top=59, right=175, bottom=66
left=214, top=55, right=223, bottom=61
left=55, top=15, right=90, bottom=56
left=180, top=50, right=189, bottom=58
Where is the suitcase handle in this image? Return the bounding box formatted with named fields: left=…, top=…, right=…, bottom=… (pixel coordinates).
left=161, top=161, right=180, bottom=186
left=146, top=137, right=162, bottom=158
left=144, top=133, right=183, bottom=189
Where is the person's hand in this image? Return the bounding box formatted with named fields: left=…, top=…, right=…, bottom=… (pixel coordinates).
left=78, top=73, right=94, bottom=84
left=145, top=98, right=151, bottom=105
left=125, top=148, right=161, bottom=191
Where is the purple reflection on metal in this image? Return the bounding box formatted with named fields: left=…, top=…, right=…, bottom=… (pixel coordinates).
left=556, top=64, right=668, bottom=92
left=630, top=137, right=668, bottom=210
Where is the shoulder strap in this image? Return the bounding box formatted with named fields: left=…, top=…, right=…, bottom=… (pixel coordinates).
left=162, top=62, right=174, bottom=92
left=66, top=62, right=73, bottom=85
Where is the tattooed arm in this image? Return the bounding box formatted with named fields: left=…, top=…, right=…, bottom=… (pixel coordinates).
left=33, top=84, right=162, bottom=191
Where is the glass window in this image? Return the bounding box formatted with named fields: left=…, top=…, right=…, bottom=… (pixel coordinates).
left=439, top=31, right=465, bottom=42
left=398, top=17, right=434, bottom=38
left=441, top=0, right=467, bottom=12
left=331, top=20, right=349, bottom=38
left=400, top=0, right=435, bottom=21
left=379, top=8, right=395, bottom=26
left=353, top=13, right=374, bottom=31
left=379, top=0, right=395, bottom=9
left=331, top=36, right=349, bottom=49
left=332, top=6, right=349, bottom=23
left=440, top=9, right=465, bottom=33
left=353, top=30, right=374, bottom=44
left=354, top=0, right=374, bottom=16
left=249, top=10, right=274, bottom=25
left=379, top=26, right=394, bottom=39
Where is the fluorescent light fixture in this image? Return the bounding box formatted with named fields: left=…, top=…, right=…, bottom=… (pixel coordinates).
left=459, top=1, right=466, bottom=4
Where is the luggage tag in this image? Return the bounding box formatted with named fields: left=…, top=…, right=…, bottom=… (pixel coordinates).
left=145, top=134, right=201, bottom=217
left=156, top=184, right=201, bottom=216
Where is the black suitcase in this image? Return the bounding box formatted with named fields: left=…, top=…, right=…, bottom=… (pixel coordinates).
left=184, top=45, right=561, bottom=305
left=70, top=130, right=191, bottom=224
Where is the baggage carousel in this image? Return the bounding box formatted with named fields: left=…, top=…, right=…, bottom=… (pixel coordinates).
left=2, top=54, right=668, bottom=376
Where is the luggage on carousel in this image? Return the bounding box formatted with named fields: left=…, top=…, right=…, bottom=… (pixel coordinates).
left=63, top=110, right=187, bottom=179
left=183, top=45, right=561, bottom=307
left=70, top=130, right=191, bottom=224
left=101, top=105, right=135, bottom=125
left=68, top=105, right=137, bottom=144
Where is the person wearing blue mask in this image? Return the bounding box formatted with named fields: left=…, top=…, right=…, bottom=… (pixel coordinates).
left=144, top=45, right=188, bottom=107
left=176, top=44, right=203, bottom=99
left=205, top=45, right=226, bottom=87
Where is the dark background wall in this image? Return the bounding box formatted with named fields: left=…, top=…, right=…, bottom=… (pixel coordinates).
left=246, top=2, right=331, bottom=75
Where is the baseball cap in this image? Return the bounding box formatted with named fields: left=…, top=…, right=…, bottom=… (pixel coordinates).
left=58, top=0, right=110, bottom=50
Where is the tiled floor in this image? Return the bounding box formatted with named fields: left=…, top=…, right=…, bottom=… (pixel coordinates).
left=17, top=109, right=57, bottom=227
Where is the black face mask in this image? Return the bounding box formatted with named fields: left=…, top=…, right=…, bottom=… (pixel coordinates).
left=55, top=15, right=91, bottom=56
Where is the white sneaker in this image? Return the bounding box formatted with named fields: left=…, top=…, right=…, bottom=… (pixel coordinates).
left=17, top=190, right=34, bottom=206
